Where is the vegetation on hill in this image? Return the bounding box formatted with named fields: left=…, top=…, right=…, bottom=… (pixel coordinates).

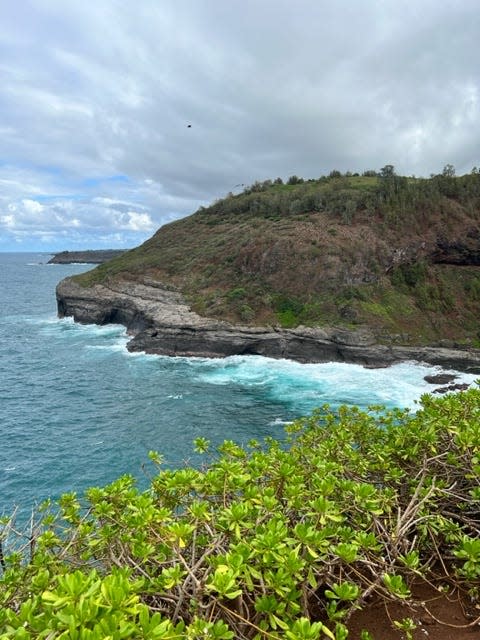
left=48, top=250, right=126, bottom=265
left=1, top=388, right=479, bottom=638
left=73, top=167, right=480, bottom=345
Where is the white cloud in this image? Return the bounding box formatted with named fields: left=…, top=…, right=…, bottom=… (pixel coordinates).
left=0, top=214, right=15, bottom=228
left=0, top=194, right=157, bottom=250
left=0, top=0, right=479, bottom=250
left=22, top=199, right=44, bottom=214
left=120, top=212, right=155, bottom=232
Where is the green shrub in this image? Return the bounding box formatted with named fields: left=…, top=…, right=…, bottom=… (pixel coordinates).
left=273, top=295, right=305, bottom=327
left=1, top=388, right=479, bottom=639
left=226, top=287, right=247, bottom=301
left=465, top=277, right=480, bottom=300
left=390, top=262, right=427, bottom=290
left=239, top=304, right=254, bottom=322
left=277, top=308, right=299, bottom=327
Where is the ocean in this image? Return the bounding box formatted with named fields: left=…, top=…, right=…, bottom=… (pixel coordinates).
left=1, top=252, right=477, bottom=516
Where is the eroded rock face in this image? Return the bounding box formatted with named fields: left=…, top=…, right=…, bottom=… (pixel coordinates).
left=431, top=229, right=480, bottom=265
left=56, top=277, right=480, bottom=373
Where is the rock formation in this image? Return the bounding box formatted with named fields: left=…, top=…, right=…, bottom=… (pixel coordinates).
left=56, top=277, right=480, bottom=373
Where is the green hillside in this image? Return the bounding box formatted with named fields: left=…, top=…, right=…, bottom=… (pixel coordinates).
left=74, top=168, right=480, bottom=346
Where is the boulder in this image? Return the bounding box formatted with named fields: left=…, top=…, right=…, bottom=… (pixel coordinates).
left=424, top=374, right=457, bottom=384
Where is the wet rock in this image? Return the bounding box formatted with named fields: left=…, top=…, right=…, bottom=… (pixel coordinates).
left=433, top=383, right=470, bottom=394
left=424, top=374, right=457, bottom=384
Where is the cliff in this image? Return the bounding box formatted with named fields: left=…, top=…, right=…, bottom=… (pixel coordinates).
left=56, top=171, right=480, bottom=370
left=56, top=277, right=480, bottom=372
left=48, top=250, right=126, bottom=264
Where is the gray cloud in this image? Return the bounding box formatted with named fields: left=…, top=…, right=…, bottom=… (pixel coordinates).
left=0, top=0, right=478, bottom=250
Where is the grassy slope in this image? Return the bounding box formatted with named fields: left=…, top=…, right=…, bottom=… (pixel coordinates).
left=73, top=173, right=480, bottom=345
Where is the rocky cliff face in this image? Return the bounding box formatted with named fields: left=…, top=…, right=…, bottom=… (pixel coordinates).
left=56, top=277, right=480, bottom=373
left=431, top=228, right=480, bottom=265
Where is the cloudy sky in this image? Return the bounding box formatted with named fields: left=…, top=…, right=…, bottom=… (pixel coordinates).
left=0, top=0, right=479, bottom=251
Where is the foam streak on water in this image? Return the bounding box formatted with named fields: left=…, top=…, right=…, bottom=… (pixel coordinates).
left=0, top=253, right=477, bottom=514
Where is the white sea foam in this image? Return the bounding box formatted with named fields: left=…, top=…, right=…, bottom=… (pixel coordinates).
left=270, top=417, right=293, bottom=426
left=69, top=322, right=126, bottom=338
left=123, top=348, right=159, bottom=359
left=195, top=355, right=478, bottom=412
left=87, top=340, right=129, bottom=352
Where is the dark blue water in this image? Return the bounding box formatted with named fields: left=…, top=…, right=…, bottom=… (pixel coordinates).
left=1, top=253, right=476, bottom=514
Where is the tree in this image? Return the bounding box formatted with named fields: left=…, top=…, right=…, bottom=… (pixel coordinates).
left=380, top=164, right=395, bottom=178
left=287, top=175, right=303, bottom=185
left=442, top=164, right=456, bottom=177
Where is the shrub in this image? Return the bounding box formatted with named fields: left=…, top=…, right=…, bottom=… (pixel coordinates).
left=287, top=175, right=304, bottom=185
left=465, top=277, right=480, bottom=300
left=1, top=389, right=479, bottom=639
left=390, top=262, right=427, bottom=289
left=226, top=287, right=247, bottom=301
left=239, top=304, right=255, bottom=322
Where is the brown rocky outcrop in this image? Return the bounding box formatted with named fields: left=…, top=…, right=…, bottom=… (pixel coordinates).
left=431, top=228, right=480, bottom=265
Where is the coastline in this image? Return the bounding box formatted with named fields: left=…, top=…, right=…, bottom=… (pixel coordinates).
left=48, top=250, right=126, bottom=264
left=56, top=276, right=480, bottom=374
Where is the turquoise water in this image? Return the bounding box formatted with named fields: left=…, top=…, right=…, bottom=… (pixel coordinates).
left=1, top=252, right=477, bottom=514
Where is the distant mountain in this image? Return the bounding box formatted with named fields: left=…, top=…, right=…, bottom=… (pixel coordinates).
left=56, top=170, right=480, bottom=368
left=48, top=250, right=126, bottom=264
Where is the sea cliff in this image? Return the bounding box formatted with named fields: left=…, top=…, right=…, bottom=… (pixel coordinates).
left=56, top=277, right=480, bottom=372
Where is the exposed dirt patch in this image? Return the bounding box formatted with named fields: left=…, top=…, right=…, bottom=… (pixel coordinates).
left=347, top=580, right=480, bottom=639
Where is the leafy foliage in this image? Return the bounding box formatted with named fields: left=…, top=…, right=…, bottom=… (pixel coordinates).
left=1, top=388, right=479, bottom=638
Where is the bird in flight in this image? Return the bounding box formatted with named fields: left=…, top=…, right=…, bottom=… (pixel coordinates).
left=187, top=124, right=192, bottom=128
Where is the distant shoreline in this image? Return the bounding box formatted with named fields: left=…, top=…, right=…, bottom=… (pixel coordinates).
left=47, top=250, right=126, bottom=264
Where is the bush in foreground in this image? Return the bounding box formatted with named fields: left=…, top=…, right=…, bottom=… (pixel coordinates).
left=1, top=388, right=479, bottom=639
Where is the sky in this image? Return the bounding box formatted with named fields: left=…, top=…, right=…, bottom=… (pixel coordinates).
left=0, top=0, right=479, bottom=252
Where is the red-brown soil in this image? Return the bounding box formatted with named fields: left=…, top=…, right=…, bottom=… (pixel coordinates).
left=347, top=580, right=480, bottom=639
